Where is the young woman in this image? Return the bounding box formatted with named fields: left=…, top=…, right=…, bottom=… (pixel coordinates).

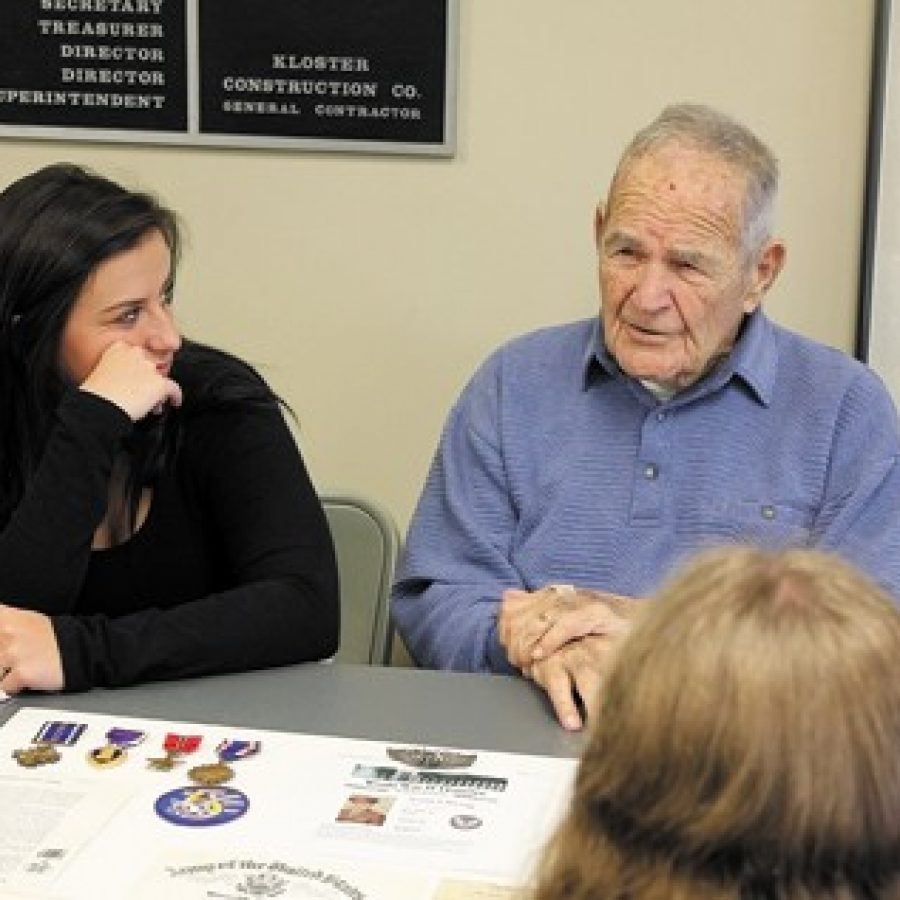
left=531, top=547, right=900, bottom=899
left=0, top=163, right=339, bottom=693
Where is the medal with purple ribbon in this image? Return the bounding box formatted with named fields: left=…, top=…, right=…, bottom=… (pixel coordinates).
left=88, top=727, right=146, bottom=769
left=188, top=738, right=261, bottom=786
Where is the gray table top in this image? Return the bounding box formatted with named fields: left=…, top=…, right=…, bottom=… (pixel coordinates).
left=0, top=663, right=583, bottom=759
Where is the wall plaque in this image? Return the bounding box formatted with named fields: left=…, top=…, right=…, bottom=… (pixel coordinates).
left=0, top=0, right=456, bottom=156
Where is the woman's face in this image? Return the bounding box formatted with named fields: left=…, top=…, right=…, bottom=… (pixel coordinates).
left=58, top=228, right=181, bottom=385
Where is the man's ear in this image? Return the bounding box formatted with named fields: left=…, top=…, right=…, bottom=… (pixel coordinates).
left=742, top=239, right=786, bottom=313
left=594, top=203, right=606, bottom=251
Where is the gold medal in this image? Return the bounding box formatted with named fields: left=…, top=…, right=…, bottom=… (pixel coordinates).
left=187, top=738, right=260, bottom=786
left=88, top=727, right=146, bottom=769
left=187, top=762, right=235, bottom=786
left=13, top=721, right=87, bottom=768
left=147, top=751, right=179, bottom=772
left=13, top=742, right=61, bottom=768
left=87, top=745, right=127, bottom=768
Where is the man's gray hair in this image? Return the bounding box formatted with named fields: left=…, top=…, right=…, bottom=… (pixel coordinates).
left=611, top=103, right=779, bottom=257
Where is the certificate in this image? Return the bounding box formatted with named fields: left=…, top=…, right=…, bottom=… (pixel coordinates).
left=0, top=707, right=574, bottom=898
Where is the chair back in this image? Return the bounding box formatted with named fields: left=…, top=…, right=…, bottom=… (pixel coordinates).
left=322, top=493, right=400, bottom=665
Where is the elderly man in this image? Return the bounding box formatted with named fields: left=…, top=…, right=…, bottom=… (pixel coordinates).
left=391, top=103, right=900, bottom=730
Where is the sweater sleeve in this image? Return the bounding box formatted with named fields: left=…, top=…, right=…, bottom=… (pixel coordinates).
left=391, top=355, right=520, bottom=674
left=52, top=403, right=340, bottom=691
left=0, top=390, right=132, bottom=610
left=811, top=368, right=900, bottom=598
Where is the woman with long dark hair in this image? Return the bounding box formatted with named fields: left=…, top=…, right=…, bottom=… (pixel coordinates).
left=0, top=163, right=339, bottom=693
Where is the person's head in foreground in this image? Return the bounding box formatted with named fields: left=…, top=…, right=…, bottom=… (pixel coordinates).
left=532, top=547, right=900, bottom=899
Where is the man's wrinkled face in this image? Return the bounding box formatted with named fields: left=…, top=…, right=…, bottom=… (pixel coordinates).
left=597, top=144, right=773, bottom=391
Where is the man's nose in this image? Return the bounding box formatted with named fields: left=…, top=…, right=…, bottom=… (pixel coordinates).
left=631, top=262, right=674, bottom=312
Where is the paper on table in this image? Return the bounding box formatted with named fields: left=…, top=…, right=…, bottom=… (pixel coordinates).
left=0, top=706, right=575, bottom=900
left=0, top=775, right=135, bottom=895
left=132, top=850, right=435, bottom=899
left=132, top=852, right=530, bottom=899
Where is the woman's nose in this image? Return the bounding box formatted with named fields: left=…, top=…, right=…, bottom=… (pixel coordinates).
left=146, top=303, right=182, bottom=352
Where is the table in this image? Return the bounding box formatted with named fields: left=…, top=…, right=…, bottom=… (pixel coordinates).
left=0, top=663, right=583, bottom=759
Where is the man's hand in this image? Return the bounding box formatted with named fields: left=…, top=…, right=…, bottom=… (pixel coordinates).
left=499, top=584, right=641, bottom=669
left=0, top=605, right=64, bottom=694
left=526, top=634, right=619, bottom=731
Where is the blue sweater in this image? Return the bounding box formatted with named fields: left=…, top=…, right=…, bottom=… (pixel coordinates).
left=392, top=312, right=900, bottom=673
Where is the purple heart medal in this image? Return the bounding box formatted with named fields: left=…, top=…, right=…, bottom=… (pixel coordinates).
left=87, top=727, right=147, bottom=769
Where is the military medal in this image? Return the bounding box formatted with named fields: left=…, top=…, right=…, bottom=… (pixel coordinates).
left=187, top=761, right=233, bottom=786
left=154, top=785, right=249, bottom=827
left=13, top=720, right=87, bottom=768
left=188, top=738, right=261, bottom=786
left=33, top=721, right=87, bottom=746
left=147, top=733, right=202, bottom=772
left=13, top=743, right=61, bottom=768
left=387, top=746, right=477, bottom=769
left=87, top=727, right=146, bottom=769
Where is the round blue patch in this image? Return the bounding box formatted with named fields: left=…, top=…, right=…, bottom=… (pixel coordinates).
left=154, top=785, right=249, bottom=827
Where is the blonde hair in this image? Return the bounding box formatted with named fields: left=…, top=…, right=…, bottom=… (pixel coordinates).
left=531, top=547, right=900, bottom=900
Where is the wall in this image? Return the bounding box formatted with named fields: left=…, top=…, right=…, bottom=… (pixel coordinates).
left=0, top=0, right=876, bottom=533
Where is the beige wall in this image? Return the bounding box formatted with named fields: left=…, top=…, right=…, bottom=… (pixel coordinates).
left=0, top=0, right=876, bottom=533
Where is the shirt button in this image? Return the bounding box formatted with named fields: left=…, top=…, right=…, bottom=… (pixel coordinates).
left=761, top=504, right=776, bottom=520
left=644, top=464, right=658, bottom=480
left=656, top=411, right=666, bottom=422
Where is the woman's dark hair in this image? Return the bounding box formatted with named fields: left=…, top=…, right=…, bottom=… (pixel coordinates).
left=0, top=163, right=281, bottom=526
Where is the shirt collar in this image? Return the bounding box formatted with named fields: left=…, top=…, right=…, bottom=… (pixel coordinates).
left=582, top=318, right=618, bottom=388
left=582, top=310, right=777, bottom=407
left=721, top=310, right=776, bottom=406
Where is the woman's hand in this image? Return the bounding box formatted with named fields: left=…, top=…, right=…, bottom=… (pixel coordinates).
left=0, top=605, right=64, bottom=693
left=79, top=341, right=183, bottom=421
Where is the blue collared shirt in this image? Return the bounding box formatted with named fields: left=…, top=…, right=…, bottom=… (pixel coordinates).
left=391, top=313, right=900, bottom=673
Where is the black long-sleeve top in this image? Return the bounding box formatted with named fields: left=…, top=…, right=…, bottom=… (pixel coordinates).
left=0, top=379, right=339, bottom=691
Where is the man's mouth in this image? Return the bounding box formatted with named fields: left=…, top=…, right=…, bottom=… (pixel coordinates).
left=625, top=322, right=672, bottom=337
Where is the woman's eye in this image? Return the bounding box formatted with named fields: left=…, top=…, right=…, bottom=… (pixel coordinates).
left=117, top=308, right=140, bottom=325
